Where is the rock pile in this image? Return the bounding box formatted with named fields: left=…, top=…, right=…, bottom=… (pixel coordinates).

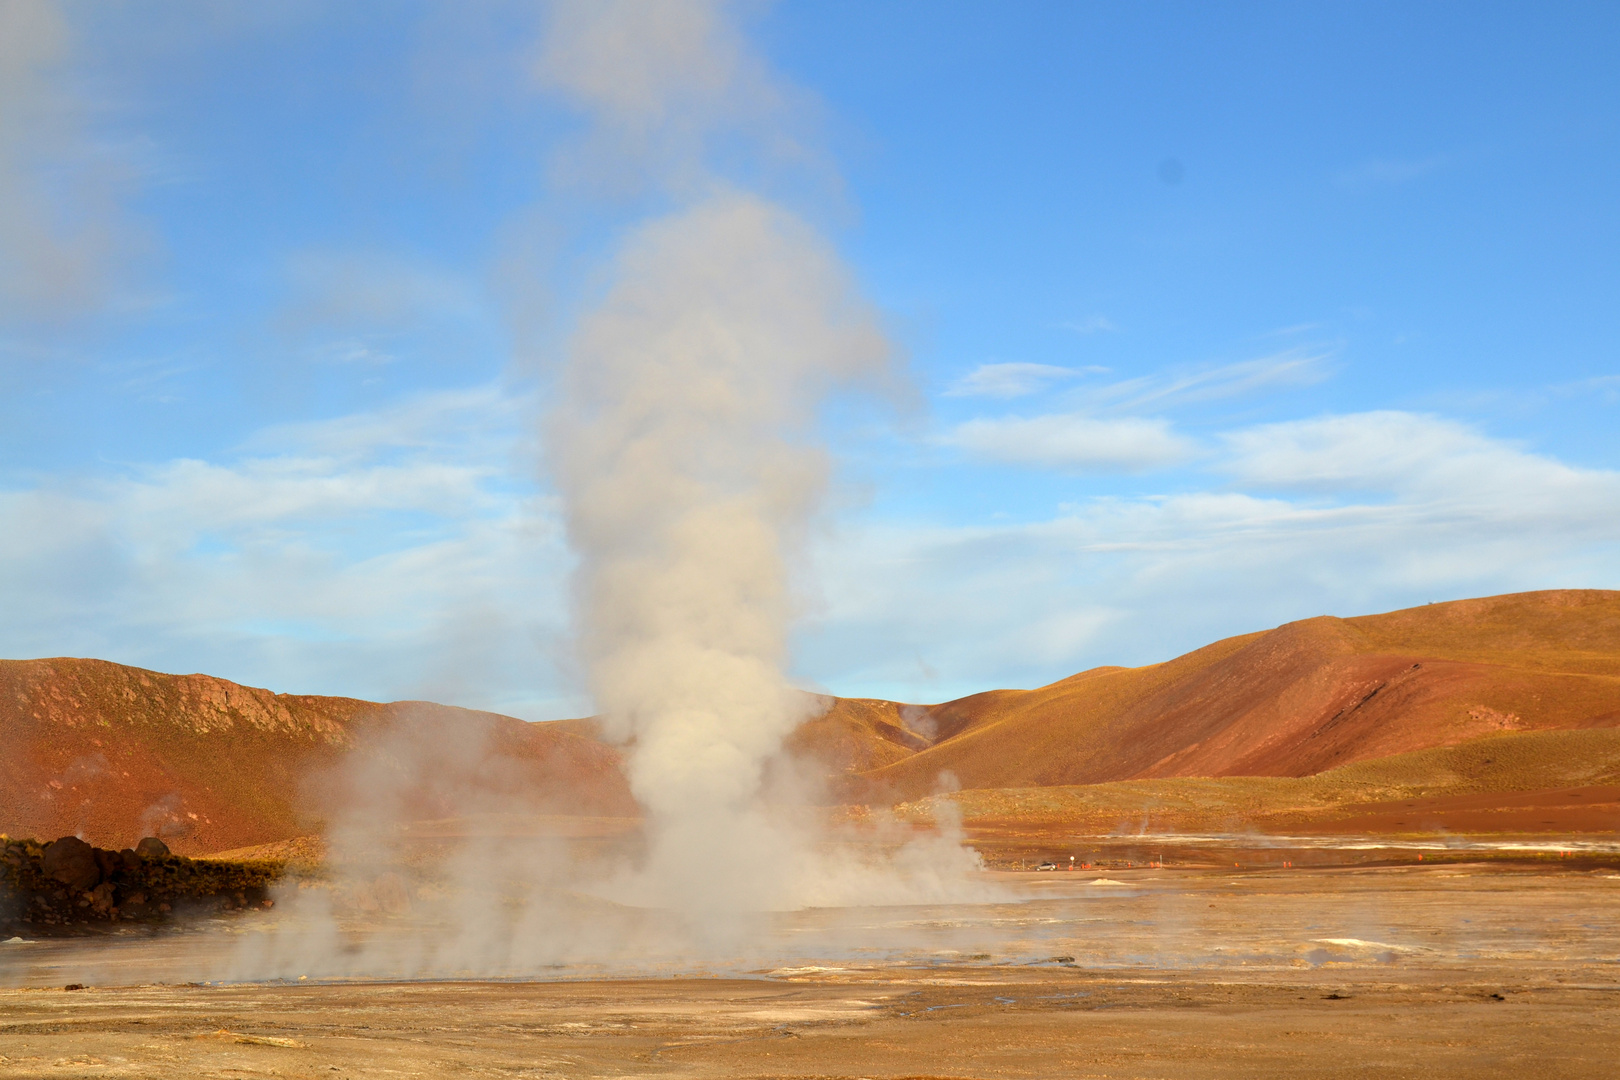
left=1, top=834, right=281, bottom=930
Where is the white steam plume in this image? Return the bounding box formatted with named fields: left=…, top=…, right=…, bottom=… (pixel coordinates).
left=538, top=0, right=987, bottom=920
left=547, top=194, right=889, bottom=914
left=534, top=0, right=797, bottom=195
left=209, top=1, right=994, bottom=983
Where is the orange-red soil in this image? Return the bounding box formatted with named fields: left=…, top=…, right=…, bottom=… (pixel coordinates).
left=852, top=589, right=1620, bottom=801
left=4, top=589, right=1618, bottom=854
left=0, top=659, right=632, bottom=854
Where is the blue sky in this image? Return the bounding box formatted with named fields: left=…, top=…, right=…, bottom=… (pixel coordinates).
left=2, top=0, right=1617, bottom=719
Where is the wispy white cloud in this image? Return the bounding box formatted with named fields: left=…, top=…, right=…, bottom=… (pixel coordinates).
left=1217, top=410, right=1616, bottom=528
left=279, top=249, right=485, bottom=336
left=1554, top=373, right=1620, bottom=405
left=803, top=410, right=1620, bottom=702
left=943, top=362, right=1100, bottom=399
left=97, top=353, right=205, bottom=403
left=948, top=414, right=1197, bottom=472
left=273, top=249, right=496, bottom=375
left=1260, top=322, right=1323, bottom=338
left=1058, top=316, right=1118, bottom=335
left=7, top=392, right=1615, bottom=723
left=241, top=383, right=528, bottom=460
left=1335, top=154, right=1449, bottom=187
left=0, top=385, right=575, bottom=719
left=1220, top=411, right=1496, bottom=492
left=939, top=349, right=1334, bottom=473
left=1093, top=347, right=1334, bottom=411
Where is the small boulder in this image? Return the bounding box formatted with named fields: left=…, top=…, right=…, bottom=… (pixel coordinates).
left=90, top=881, right=116, bottom=914
left=42, top=837, right=101, bottom=891
left=120, top=895, right=155, bottom=920
left=134, top=837, right=170, bottom=859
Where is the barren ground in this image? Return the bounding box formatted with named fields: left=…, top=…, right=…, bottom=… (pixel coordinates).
left=5, top=863, right=1620, bottom=1078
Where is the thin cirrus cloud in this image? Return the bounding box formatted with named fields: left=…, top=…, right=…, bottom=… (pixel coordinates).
left=941, top=349, right=1333, bottom=470
left=1554, top=373, right=1620, bottom=404
left=943, top=362, right=1103, bottom=399
left=1094, top=348, right=1334, bottom=411
left=1059, top=316, right=1118, bottom=335
left=239, top=383, right=527, bottom=460
left=948, top=413, right=1197, bottom=472
left=278, top=250, right=487, bottom=335
left=274, top=249, right=496, bottom=372
left=1334, top=154, right=1449, bottom=188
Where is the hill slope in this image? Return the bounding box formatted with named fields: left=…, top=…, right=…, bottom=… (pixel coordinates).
left=4, top=590, right=1617, bottom=852
left=852, top=590, right=1620, bottom=801
left=894, top=727, right=1620, bottom=842
left=0, top=658, right=633, bottom=854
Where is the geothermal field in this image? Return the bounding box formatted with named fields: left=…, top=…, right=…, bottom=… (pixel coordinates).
left=6, top=866, right=1620, bottom=1079
left=5, top=589, right=1620, bottom=1077
left=6, top=2, right=1620, bottom=1078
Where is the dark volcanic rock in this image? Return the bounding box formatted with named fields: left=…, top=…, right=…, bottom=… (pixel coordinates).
left=135, top=837, right=170, bottom=858
left=42, top=836, right=100, bottom=891
left=3, top=835, right=284, bottom=930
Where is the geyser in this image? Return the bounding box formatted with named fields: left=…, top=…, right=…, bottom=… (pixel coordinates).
left=210, top=0, right=994, bottom=982
left=546, top=194, right=890, bottom=916
left=535, top=0, right=991, bottom=923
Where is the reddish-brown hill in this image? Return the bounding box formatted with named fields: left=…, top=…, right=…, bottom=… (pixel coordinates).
left=853, top=590, right=1620, bottom=801
left=0, top=658, right=634, bottom=855
left=5, top=590, right=1618, bottom=853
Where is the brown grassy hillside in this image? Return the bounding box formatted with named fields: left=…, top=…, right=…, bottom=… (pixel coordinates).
left=854, top=590, right=1620, bottom=802
left=5, top=590, right=1616, bottom=853
left=893, top=727, right=1620, bottom=840
left=785, top=696, right=930, bottom=774
left=0, top=658, right=634, bottom=854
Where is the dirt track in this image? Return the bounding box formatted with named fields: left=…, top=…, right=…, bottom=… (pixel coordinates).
left=4, top=864, right=1620, bottom=1077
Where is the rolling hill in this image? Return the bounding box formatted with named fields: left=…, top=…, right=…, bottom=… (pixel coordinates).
left=0, top=658, right=633, bottom=855
left=3, top=589, right=1617, bottom=853
left=844, top=589, right=1620, bottom=802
